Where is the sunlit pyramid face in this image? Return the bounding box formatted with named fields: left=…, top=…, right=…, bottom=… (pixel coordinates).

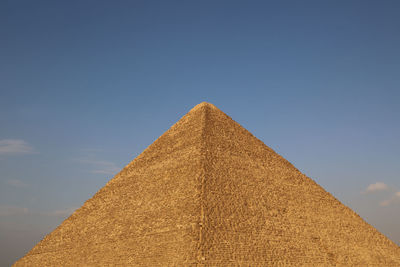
left=14, top=103, right=400, bottom=266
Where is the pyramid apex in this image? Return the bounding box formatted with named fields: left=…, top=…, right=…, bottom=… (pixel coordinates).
left=191, top=102, right=218, bottom=111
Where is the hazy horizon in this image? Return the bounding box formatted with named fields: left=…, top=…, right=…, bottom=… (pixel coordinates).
left=1, top=1, right=399, bottom=266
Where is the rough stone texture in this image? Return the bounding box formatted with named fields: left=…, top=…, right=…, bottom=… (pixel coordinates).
left=14, top=102, right=400, bottom=266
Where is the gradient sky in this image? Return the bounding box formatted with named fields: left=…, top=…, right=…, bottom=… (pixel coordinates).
left=1, top=1, right=400, bottom=265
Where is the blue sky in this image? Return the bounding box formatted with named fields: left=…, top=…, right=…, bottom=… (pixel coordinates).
left=1, top=1, right=400, bottom=265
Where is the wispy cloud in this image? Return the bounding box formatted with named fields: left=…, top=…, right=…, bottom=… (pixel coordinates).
left=0, top=205, right=78, bottom=217
left=75, top=148, right=120, bottom=175
left=363, top=182, right=388, bottom=194
left=0, top=139, right=35, bottom=155
left=77, top=159, right=120, bottom=175
left=5, top=179, right=28, bottom=187
left=0, top=205, right=29, bottom=216
left=91, top=169, right=119, bottom=174
left=80, top=148, right=103, bottom=153
left=47, top=207, right=77, bottom=217
left=381, top=191, right=400, bottom=207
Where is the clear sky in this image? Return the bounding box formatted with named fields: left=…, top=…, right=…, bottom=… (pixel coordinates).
left=1, top=1, right=400, bottom=265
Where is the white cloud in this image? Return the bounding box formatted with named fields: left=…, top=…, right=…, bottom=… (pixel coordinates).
left=0, top=139, right=35, bottom=155
left=380, top=191, right=400, bottom=207
left=0, top=205, right=29, bottom=216
left=363, top=183, right=400, bottom=206
left=364, top=182, right=388, bottom=193
left=5, top=179, right=28, bottom=187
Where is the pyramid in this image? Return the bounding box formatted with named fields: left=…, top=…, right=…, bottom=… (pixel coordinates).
left=14, top=102, right=400, bottom=266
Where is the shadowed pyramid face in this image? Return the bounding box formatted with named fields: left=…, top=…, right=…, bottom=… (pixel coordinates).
left=14, top=102, right=400, bottom=266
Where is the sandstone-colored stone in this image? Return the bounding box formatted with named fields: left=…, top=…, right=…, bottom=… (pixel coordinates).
left=14, top=102, right=400, bottom=266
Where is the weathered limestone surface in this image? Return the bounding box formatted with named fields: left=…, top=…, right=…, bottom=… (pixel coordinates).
left=14, top=102, right=400, bottom=266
